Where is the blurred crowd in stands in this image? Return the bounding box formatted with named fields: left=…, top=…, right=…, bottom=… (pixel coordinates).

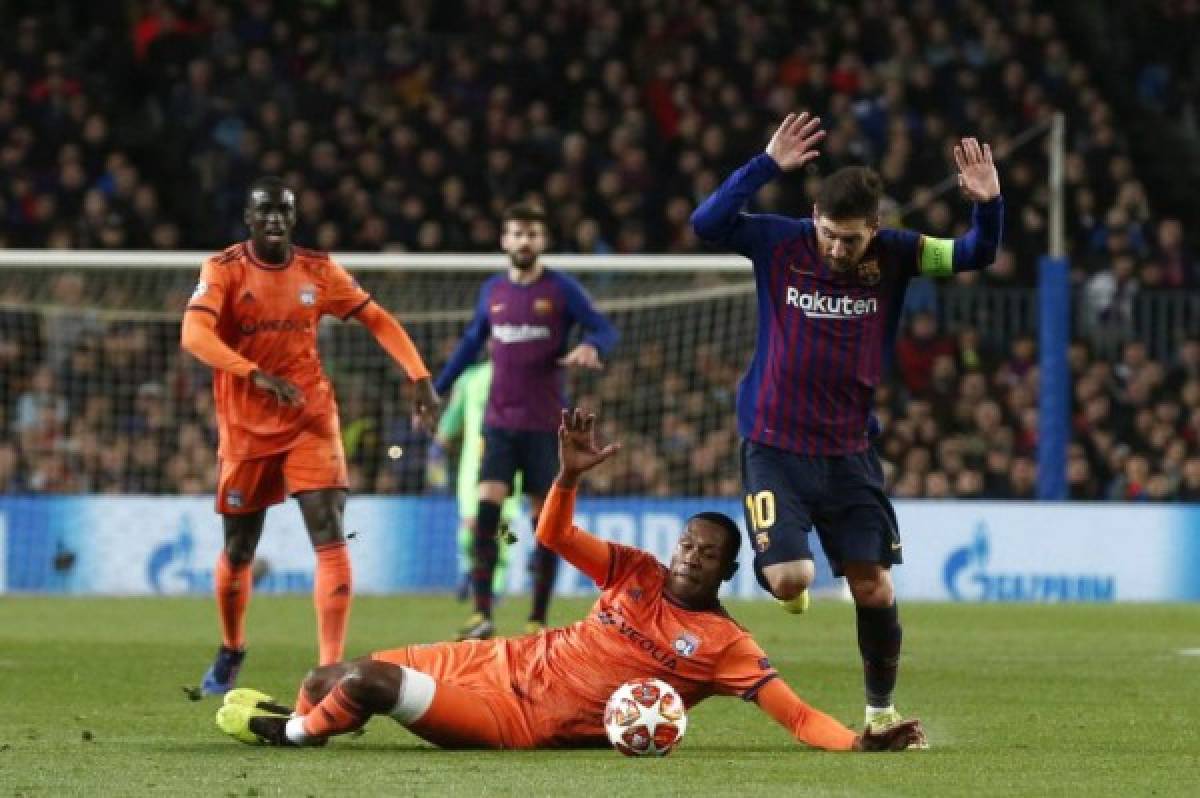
left=0, top=0, right=1198, bottom=500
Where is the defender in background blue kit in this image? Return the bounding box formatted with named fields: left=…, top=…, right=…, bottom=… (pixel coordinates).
left=691, top=112, right=1004, bottom=742
left=436, top=204, right=617, bottom=641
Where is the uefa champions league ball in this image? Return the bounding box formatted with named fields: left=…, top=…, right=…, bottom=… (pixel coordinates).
left=603, top=678, right=688, bottom=757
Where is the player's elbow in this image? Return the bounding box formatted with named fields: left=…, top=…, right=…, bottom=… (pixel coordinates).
left=689, top=205, right=718, bottom=239
left=973, top=240, right=1000, bottom=270
left=180, top=315, right=201, bottom=354
left=533, top=518, right=562, bottom=552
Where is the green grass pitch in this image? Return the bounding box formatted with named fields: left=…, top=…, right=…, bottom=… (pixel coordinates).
left=1, top=596, right=1197, bottom=796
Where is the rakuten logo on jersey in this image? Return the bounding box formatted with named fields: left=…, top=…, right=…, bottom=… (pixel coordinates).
left=785, top=287, right=878, bottom=319
left=492, top=323, right=552, bottom=343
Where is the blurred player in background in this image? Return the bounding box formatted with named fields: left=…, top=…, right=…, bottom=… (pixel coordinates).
left=432, top=360, right=522, bottom=600
left=434, top=204, right=617, bottom=640
left=691, top=112, right=1003, bottom=735
left=215, top=408, right=926, bottom=753
left=180, top=177, right=440, bottom=694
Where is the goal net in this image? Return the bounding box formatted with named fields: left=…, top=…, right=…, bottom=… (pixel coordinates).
left=0, top=252, right=756, bottom=496
left=2, top=252, right=813, bottom=597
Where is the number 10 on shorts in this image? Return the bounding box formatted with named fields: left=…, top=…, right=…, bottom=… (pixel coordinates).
left=744, top=490, right=775, bottom=552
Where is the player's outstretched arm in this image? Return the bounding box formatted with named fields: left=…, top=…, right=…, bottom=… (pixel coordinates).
left=691, top=112, right=824, bottom=255
left=181, top=309, right=305, bottom=406
left=180, top=308, right=257, bottom=378
left=534, top=409, right=622, bottom=582
left=753, top=677, right=926, bottom=752
left=917, top=137, right=1004, bottom=276
left=559, top=275, right=618, bottom=370
left=433, top=285, right=492, bottom=398
left=354, top=302, right=439, bottom=431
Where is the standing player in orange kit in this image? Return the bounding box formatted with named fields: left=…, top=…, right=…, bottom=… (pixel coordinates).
left=181, top=177, right=440, bottom=695
left=215, top=408, right=926, bottom=752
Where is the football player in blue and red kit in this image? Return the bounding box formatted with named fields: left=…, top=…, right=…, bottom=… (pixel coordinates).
left=691, top=112, right=1004, bottom=741
left=435, top=203, right=617, bottom=640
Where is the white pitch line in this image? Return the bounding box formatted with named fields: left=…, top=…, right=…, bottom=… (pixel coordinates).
left=1178, top=648, right=1200, bottom=657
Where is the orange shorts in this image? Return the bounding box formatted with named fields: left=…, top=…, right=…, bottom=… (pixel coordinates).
left=372, top=640, right=534, bottom=749
left=216, top=426, right=348, bottom=515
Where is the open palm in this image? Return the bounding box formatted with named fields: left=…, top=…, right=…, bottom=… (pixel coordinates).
left=558, top=408, right=621, bottom=478
left=955, top=137, right=1001, bottom=201
left=765, top=112, right=826, bottom=171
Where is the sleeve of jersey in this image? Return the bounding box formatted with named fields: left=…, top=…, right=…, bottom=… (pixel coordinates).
left=185, top=257, right=228, bottom=317
left=754, top=679, right=858, bottom=751
left=434, top=284, right=492, bottom=396
left=689, top=153, right=784, bottom=258
left=917, top=195, right=1005, bottom=276
left=322, top=259, right=373, bottom=320
left=180, top=303, right=258, bottom=378
left=561, top=276, right=618, bottom=356
left=534, top=483, right=612, bottom=585
left=355, top=302, right=432, bottom=382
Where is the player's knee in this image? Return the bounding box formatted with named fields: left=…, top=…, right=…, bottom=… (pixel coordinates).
left=223, top=540, right=256, bottom=566
left=341, top=662, right=402, bottom=713
left=761, top=561, right=814, bottom=601
left=305, top=509, right=344, bottom=546
left=478, top=481, right=509, bottom=503
left=302, top=663, right=347, bottom=702
left=845, top=566, right=894, bottom=607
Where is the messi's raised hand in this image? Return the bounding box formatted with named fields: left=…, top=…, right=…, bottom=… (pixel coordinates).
left=954, top=137, right=1001, bottom=202
left=766, top=112, right=826, bottom=171
left=556, top=408, right=621, bottom=487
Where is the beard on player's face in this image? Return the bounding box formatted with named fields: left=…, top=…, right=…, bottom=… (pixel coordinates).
left=508, top=249, right=539, bottom=270
left=502, top=222, right=546, bottom=271
left=815, top=214, right=875, bottom=271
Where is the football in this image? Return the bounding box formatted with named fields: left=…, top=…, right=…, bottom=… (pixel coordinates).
left=603, top=678, right=688, bottom=757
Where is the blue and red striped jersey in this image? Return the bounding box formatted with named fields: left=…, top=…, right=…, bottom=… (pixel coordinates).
left=435, top=269, right=617, bottom=431
left=692, top=153, right=1003, bottom=455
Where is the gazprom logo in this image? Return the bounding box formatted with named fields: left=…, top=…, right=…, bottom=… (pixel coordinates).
left=943, top=522, right=1115, bottom=602
left=147, top=517, right=199, bottom=594
left=785, top=287, right=878, bottom=319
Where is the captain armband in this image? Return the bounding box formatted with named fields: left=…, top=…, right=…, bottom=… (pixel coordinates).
left=917, top=236, right=955, bottom=277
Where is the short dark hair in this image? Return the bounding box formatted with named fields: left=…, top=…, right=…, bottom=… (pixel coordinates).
left=502, top=202, right=547, bottom=226
left=688, top=511, right=741, bottom=567
left=245, top=176, right=292, bottom=206
left=815, top=166, right=883, bottom=221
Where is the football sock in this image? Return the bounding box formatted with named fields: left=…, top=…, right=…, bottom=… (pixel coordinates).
left=314, top=542, right=353, bottom=665
left=294, top=684, right=315, bottom=716
left=215, top=552, right=252, bottom=650
left=301, top=683, right=366, bottom=739
left=472, top=500, right=502, bottom=618
left=528, top=535, right=559, bottom=624
left=856, top=602, right=902, bottom=709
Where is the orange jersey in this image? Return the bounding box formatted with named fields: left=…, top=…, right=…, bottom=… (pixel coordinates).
left=385, top=542, right=779, bottom=749
left=376, top=484, right=857, bottom=751
left=515, top=543, right=779, bottom=747
left=186, top=242, right=370, bottom=459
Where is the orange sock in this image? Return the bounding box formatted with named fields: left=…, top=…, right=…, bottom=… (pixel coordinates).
left=215, top=552, right=252, bottom=650
left=294, top=685, right=314, bottom=716
left=302, top=684, right=366, bottom=738
left=314, top=542, right=353, bottom=665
